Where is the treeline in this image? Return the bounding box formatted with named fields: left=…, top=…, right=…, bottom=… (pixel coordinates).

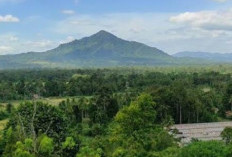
left=1, top=69, right=232, bottom=123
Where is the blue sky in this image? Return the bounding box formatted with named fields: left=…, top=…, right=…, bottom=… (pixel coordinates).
left=1, top=0, right=232, bottom=54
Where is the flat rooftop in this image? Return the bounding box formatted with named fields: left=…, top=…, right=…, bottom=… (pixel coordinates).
left=171, top=122, right=232, bottom=144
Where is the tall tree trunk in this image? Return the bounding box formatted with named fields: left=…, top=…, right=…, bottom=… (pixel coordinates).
left=188, top=110, right=190, bottom=123
left=179, top=104, right=182, bottom=124
left=176, top=104, right=179, bottom=123
left=31, top=102, right=38, bottom=155
left=82, top=110, right=84, bottom=121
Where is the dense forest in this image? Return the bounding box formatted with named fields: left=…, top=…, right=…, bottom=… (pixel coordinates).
left=1, top=67, right=232, bottom=156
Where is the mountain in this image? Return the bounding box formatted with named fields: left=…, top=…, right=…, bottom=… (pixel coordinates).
left=173, top=51, right=232, bottom=63
left=0, top=30, right=178, bottom=69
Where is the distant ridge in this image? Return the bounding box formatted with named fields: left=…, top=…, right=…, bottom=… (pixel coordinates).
left=174, top=51, right=232, bottom=63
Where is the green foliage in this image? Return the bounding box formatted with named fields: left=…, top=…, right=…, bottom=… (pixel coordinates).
left=89, top=87, right=119, bottom=125
left=39, top=135, right=54, bottom=155
left=0, top=102, right=67, bottom=157
left=109, top=94, right=176, bottom=157
left=115, top=94, right=156, bottom=135
left=59, top=99, right=82, bottom=125
left=89, top=124, right=105, bottom=136
left=24, top=138, right=33, bottom=150
left=1, top=127, right=18, bottom=157
left=1, top=68, right=232, bottom=157
left=6, top=103, right=13, bottom=114
left=154, top=147, right=180, bottom=157
left=9, top=135, right=54, bottom=157
left=62, top=137, right=76, bottom=149
left=5, top=127, right=13, bottom=142
left=13, top=141, right=34, bottom=157
left=9, top=102, right=67, bottom=141
left=112, top=147, right=126, bottom=157
left=62, top=137, right=78, bottom=157
left=178, top=141, right=227, bottom=157
left=13, top=140, right=34, bottom=157
left=76, top=146, right=103, bottom=157
left=221, top=127, right=232, bottom=144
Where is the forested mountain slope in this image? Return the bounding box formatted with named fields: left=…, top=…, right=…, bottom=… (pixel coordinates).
left=0, top=31, right=210, bottom=69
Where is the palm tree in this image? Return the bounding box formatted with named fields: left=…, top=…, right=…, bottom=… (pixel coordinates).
left=229, top=96, right=232, bottom=111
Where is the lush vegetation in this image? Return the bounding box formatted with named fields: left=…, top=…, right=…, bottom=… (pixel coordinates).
left=1, top=67, right=232, bottom=156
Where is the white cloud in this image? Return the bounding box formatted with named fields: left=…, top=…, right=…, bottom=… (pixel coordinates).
left=0, top=33, right=78, bottom=54
left=9, top=36, right=18, bottom=41
left=170, top=10, right=232, bottom=31
left=20, top=38, right=76, bottom=53
left=24, top=40, right=55, bottom=50
left=62, top=10, right=75, bottom=15
left=60, top=36, right=75, bottom=44
left=0, top=34, right=18, bottom=42
left=0, top=15, right=19, bottom=22
left=54, top=13, right=175, bottom=42
left=0, top=46, right=13, bottom=55
left=212, top=0, right=228, bottom=2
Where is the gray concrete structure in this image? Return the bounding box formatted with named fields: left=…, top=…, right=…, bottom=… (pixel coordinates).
left=171, top=122, right=232, bottom=144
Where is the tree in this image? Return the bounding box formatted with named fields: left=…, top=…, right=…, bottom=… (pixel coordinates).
left=6, top=103, right=13, bottom=114
left=13, top=141, right=34, bottom=157
left=115, top=93, right=156, bottom=135
left=11, top=135, right=54, bottom=157
left=59, top=99, right=82, bottom=124
left=178, top=141, right=226, bottom=157
left=221, top=127, right=232, bottom=144
left=38, top=135, right=54, bottom=157
left=89, top=87, right=119, bottom=125
left=62, top=137, right=79, bottom=157
left=76, top=146, right=102, bottom=157
left=3, top=101, right=67, bottom=156
left=229, top=96, right=232, bottom=111
left=109, top=94, right=176, bottom=157
left=77, top=97, right=89, bottom=121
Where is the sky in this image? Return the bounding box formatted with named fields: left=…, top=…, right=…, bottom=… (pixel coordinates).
left=1, top=0, right=232, bottom=55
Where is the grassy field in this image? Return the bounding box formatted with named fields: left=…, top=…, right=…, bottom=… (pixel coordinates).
left=0, top=119, right=8, bottom=134
left=0, top=119, right=8, bottom=131
left=0, top=96, right=92, bottom=107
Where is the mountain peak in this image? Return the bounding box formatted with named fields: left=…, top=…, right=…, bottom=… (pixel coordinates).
left=91, top=30, right=118, bottom=40
left=95, top=30, right=114, bottom=35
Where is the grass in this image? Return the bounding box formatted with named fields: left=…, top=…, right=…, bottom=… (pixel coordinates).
left=202, top=87, right=211, bottom=93
left=0, top=119, right=8, bottom=132
left=0, top=96, right=86, bottom=107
